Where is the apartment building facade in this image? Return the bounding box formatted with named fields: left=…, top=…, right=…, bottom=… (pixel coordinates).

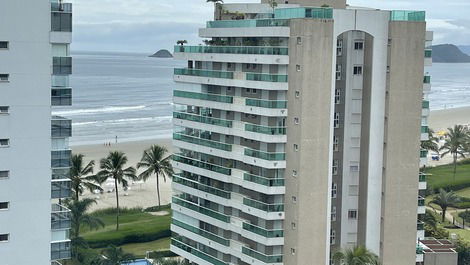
left=0, top=0, right=72, bottom=264
left=171, top=1, right=430, bottom=265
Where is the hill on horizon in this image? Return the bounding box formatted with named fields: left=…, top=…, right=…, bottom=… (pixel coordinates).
left=150, top=49, right=173, bottom=58
left=432, top=44, right=470, bottom=63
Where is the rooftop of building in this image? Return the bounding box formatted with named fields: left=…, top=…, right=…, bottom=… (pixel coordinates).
left=419, top=238, right=458, bottom=253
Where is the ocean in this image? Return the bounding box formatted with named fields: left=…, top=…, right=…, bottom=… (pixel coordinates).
left=57, top=52, right=470, bottom=146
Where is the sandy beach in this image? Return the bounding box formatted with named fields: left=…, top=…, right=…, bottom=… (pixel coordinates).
left=72, top=106, right=470, bottom=211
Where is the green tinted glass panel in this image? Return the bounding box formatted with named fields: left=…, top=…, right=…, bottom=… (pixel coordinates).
left=174, top=90, right=233, bottom=103
left=174, top=45, right=288, bottom=56
left=424, top=76, right=431, bottom=83
left=274, top=7, right=332, bottom=19
left=207, top=19, right=289, bottom=28
left=245, top=98, right=287, bottom=108
left=244, top=173, right=285, bottom=187
left=244, top=148, right=285, bottom=161
left=174, top=68, right=233, bottom=79
left=242, top=247, right=283, bottom=263
left=173, top=133, right=232, bottom=151
left=172, top=219, right=230, bottom=246
left=172, top=155, right=232, bottom=175
left=245, top=124, right=286, bottom=135
left=171, top=239, right=228, bottom=265
left=422, top=100, right=430, bottom=109
left=173, top=112, right=233, bottom=128
left=173, top=175, right=231, bottom=199
left=246, top=73, right=288, bottom=82
left=390, top=10, right=426, bottom=21
left=243, top=198, right=284, bottom=212
left=172, top=197, right=230, bottom=222
left=425, top=50, right=432, bottom=58
left=243, top=222, right=284, bottom=238
left=421, top=126, right=429, bottom=133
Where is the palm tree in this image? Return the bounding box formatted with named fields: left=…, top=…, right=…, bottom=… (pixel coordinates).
left=176, top=40, right=188, bottom=46
left=100, top=245, right=135, bottom=265
left=137, top=145, right=174, bottom=209
left=332, top=246, right=380, bottom=265
left=440, top=125, right=468, bottom=179
left=97, top=151, right=137, bottom=230
left=267, top=0, right=278, bottom=13
left=64, top=198, right=105, bottom=259
left=430, top=188, right=461, bottom=223
left=70, top=153, right=102, bottom=201
left=421, top=128, right=439, bottom=155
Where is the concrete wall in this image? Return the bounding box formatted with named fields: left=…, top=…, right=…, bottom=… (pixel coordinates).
left=284, top=18, right=334, bottom=265
left=380, top=21, right=426, bottom=265
left=0, top=0, right=52, bottom=264
left=424, top=252, right=459, bottom=265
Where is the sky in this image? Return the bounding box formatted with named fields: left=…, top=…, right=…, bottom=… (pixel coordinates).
left=71, top=0, right=470, bottom=53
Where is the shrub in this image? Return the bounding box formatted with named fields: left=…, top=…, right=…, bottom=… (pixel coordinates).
left=147, top=250, right=178, bottom=259
left=459, top=211, right=470, bottom=223
left=91, top=207, right=144, bottom=216
left=144, top=204, right=171, bottom=212
left=87, top=229, right=171, bottom=248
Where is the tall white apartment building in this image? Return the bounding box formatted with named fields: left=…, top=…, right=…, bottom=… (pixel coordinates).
left=170, top=1, right=431, bottom=265
left=0, top=0, right=72, bottom=264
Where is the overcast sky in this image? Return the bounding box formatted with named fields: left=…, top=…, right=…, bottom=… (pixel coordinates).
left=71, top=0, right=470, bottom=53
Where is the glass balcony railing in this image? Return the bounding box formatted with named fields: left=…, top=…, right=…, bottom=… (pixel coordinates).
left=423, top=76, right=431, bottom=84
left=207, top=19, right=290, bottom=28
left=174, top=45, right=288, bottom=56
left=246, top=98, right=287, bottom=109
left=416, top=246, right=424, bottom=254
left=51, top=241, right=71, bottom=261
left=420, top=149, right=428, bottom=158
left=173, top=133, right=232, bottom=151
left=419, top=173, right=426, bottom=182
left=245, top=124, right=286, bottom=135
left=174, top=90, right=233, bottom=103
left=417, top=222, right=424, bottom=230
left=418, top=197, right=425, bottom=206
left=244, top=173, right=285, bottom=187
left=243, top=198, right=284, bottom=212
left=390, top=10, right=426, bottom=22
left=246, top=73, right=288, bottom=83
left=171, top=239, right=228, bottom=265
left=51, top=180, right=71, bottom=199
left=51, top=150, right=71, bottom=168
left=51, top=11, right=72, bottom=32
left=51, top=1, right=72, bottom=12
left=172, top=219, right=230, bottom=246
left=425, top=49, right=432, bottom=58
left=274, top=7, right=333, bottom=19
left=172, top=155, right=232, bottom=175
left=51, top=204, right=71, bottom=230
left=242, top=247, right=283, bottom=263
left=174, top=68, right=233, bottom=79
left=51, top=88, right=72, bottom=106
left=173, top=112, right=233, bottom=128
left=243, top=222, right=284, bottom=238
left=244, top=148, right=286, bottom=161
left=53, top=57, right=72, bottom=75
left=422, top=100, right=430, bottom=109
left=172, top=197, right=230, bottom=223
left=173, top=175, right=231, bottom=199
left=421, top=126, right=429, bottom=134
left=52, top=168, right=70, bottom=180
left=52, top=116, right=72, bottom=138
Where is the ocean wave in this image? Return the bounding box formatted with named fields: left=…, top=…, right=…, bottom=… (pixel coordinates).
left=52, top=105, right=147, bottom=117
left=72, top=116, right=173, bottom=127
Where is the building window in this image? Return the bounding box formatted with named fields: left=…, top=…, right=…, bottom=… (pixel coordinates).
left=332, top=183, right=337, bottom=198
left=334, top=113, right=340, bottom=128
left=295, top=91, right=300, bottom=98
left=0, top=234, right=9, bottom=242
left=353, top=66, right=363, bottom=75
left=330, top=229, right=336, bottom=245
left=336, top=65, right=342, bottom=80
left=0, top=74, right=9, bottom=82
left=0, top=106, right=9, bottom=114
left=333, top=136, right=339, bottom=152
left=332, top=160, right=339, bottom=175
left=0, top=139, right=10, bottom=147
left=297, top=37, right=302, bottom=45
left=0, top=202, right=9, bottom=210
left=0, top=41, right=8, bottom=49
left=337, top=39, right=343, bottom=56
left=348, top=210, right=358, bottom=219
left=354, top=41, right=364, bottom=50
left=331, top=206, right=337, bottom=222
left=350, top=164, right=359, bottom=172
left=0, top=171, right=9, bottom=180
left=246, top=88, right=251, bottom=93
left=296, top=65, right=301, bottom=72
left=335, top=89, right=341, bottom=104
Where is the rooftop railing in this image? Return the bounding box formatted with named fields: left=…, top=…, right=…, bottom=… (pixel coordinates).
left=174, top=45, right=288, bottom=56
left=274, top=7, right=333, bottom=19
left=390, top=10, right=426, bottom=22
left=207, top=19, right=290, bottom=28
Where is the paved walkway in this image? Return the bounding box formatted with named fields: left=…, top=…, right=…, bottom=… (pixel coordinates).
left=426, top=206, right=470, bottom=230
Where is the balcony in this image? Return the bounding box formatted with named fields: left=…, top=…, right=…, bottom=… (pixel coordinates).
left=171, top=238, right=228, bottom=265
left=52, top=116, right=72, bottom=138
left=246, top=73, right=288, bottom=83
left=173, top=174, right=231, bottom=199
left=419, top=173, right=426, bottom=182
left=246, top=98, right=287, bottom=109
left=421, top=126, right=429, bottom=134
left=422, top=100, right=430, bottom=109
left=51, top=204, right=71, bottom=230
left=51, top=241, right=71, bottom=261
left=174, top=68, right=233, bottom=79
left=423, top=75, right=431, bottom=84
left=244, top=173, right=285, bottom=187
left=53, top=57, right=72, bottom=75
left=417, top=222, right=424, bottom=231
left=420, top=149, right=428, bottom=158
left=172, top=154, right=232, bottom=175
left=418, top=196, right=425, bottom=206
left=172, top=196, right=230, bottom=223
left=242, top=247, right=283, bottom=263
left=274, top=7, right=333, bottom=19
left=173, top=133, right=232, bottom=151
left=52, top=180, right=71, bottom=199
left=207, top=19, right=289, bottom=28
left=174, top=45, right=288, bottom=56
left=174, top=90, right=233, bottom=103
left=52, top=168, right=70, bottom=180
left=172, top=219, right=229, bottom=246
left=51, top=150, right=71, bottom=168
left=425, top=49, right=432, bottom=58
left=51, top=88, right=72, bottom=106
left=51, top=1, right=72, bottom=13
left=51, top=11, right=72, bottom=32
left=173, top=112, right=233, bottom=128
left=243, top=197, right=284, bottom=212
left=244, top=148, right=285, bottom=161
left=245, top=123, right=286, bottom=135
left=390, top=10, right=426, bottom=22
left=243, top=222, right=283, bottom=238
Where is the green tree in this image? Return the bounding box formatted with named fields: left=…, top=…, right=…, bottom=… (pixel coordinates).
left=332, top=246, right=380, bottom=265
left=70, top=153, right=102, bottom=201
left=176, top=40, right=188, bottom=46
left=430, top=188, right=461, bottom=223
left=440, top=125, right=469, bottom=179
left=421, top=128, right=440, bottom=154
left=100, top=245, right=135, bottom=265
left=137, top=145, right=174, bottom=209
left=97, top=151, right=137, bottom=230
left=456, top=240, right=470, bottom=265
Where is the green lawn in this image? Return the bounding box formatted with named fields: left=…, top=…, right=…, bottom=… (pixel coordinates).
left=456, top=187, right=470, bottom=199
left=120, top=237, right=170, bottom=257
left=425, top=161, right=470, bottom=191
left=446, top=228, right=470, bottom=242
